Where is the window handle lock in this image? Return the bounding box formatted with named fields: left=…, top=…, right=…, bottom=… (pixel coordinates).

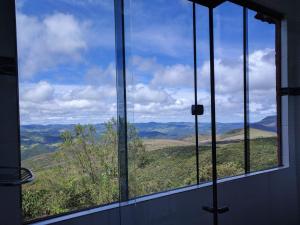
left=191, top=104, right=204, bottom=116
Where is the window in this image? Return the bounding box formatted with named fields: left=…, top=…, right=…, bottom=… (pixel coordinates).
left=16, top=0, right=282, bottom=222
left=248, top=9, right=280, bottom=171
left=196, top=5, right=213, bottom=183
left=122, top=0, right=282, bottom=198
left=124, top=0, right=197, bottom=198
left=16, top=0, right=118, bottom=221
left=214, top=2, right=245, bottom=178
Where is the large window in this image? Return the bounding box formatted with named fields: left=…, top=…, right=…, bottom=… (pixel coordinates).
left=248, top=9, right=279, bottom=171
left=16, top=0, right=282, bottom=222
left=124, top=0, right=197, bottom=198
left=16, top=0, right=118, bottom=221
left=214, top=2, right=245, bottom=178
left=196, top=5, right=212, bottom=183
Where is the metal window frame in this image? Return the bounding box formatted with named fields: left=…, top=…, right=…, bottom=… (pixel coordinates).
left=115, top=0, right=284, bottom=212
left=191, top=0, right=283, bottom=19
left=208, top=7, right=219, bottom=224
left=192, top=2, right=201, bottom=185
left=243, top=7, right=250, bottom=174
left=20, top=0, right=284, bottom=223
left=275, top=19, right=283, bottom=167
left=189, top=1, right=282, bottom=225
left=115, top=0, right=129, bottom=202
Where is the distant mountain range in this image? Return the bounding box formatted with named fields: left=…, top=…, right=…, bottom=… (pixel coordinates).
left=20, top=115, right=277, bottom=142
left=134, top=115, right=276, bottom=139
left=250, top=116, right=277, bottom=132
left=20, top=116, right=277, bottom=160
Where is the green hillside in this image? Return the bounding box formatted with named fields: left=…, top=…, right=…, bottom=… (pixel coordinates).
left=22, top=120, right=278, bottom=221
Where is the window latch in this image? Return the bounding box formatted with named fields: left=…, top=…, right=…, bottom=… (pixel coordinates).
left=191, top=104, right=204, bottom=116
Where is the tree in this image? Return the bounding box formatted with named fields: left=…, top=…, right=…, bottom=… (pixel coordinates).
left=57, top=118, right=147, bottom=208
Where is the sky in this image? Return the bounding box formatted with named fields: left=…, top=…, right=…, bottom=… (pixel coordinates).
left=16, top=0, right=277, bottom=125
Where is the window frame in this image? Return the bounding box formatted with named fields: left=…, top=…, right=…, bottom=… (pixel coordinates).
left=18, top=0, right=284, bottom=224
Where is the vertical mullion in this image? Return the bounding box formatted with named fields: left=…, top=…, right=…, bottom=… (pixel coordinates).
left=192, top=2, right=200, bottom=185
left=243, top=7, right=250, bottom=174
left=114, top=0, right=129, bottom=202
left=275, top=20, right=283, bottom=167
left=209, top=7, right=218, bottom=225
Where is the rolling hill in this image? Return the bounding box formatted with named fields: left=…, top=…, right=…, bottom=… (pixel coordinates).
left=20, top=116, right=277, bottom=160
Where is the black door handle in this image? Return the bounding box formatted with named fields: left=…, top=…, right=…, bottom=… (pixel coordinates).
left=191, top=104, right=204, bottom=115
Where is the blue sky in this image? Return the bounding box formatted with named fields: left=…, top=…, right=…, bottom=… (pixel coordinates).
left=16, top=0, right=277, bottom=125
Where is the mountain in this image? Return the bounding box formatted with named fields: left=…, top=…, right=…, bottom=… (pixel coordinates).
left=20, top=116, right=277, bottom=160
left=135, top=121, right=250, bottom=139
left=250, top=115, right=277, bottom=132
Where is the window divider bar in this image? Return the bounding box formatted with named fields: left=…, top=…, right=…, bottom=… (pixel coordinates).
left=276, top=20, right=283, bottom=167
left=243, top=7, right=250, bottom=174
left=192, top=2, right=200, bottom=185
left=209, top=7, right=219, bottom=225
left=114, top=0, right=129, bottom=202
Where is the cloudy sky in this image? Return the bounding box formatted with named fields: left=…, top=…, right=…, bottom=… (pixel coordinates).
left=16, top=0, right=277, bottom=125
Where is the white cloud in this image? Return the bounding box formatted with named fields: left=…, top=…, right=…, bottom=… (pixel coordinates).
left=19, top=48, right=277, bottom=124
left=126, top=83, right=194, bottom=122
left=125, top=49, right=277, bottom=122
left=128, top=83, right=174, bottom=105
left=84, top=63, right=116, bottom=86
left=249, top=49, right=276, bottom=90
left=44, top=13, right=87, bottom=54
left=16, top=12, right=88, bottom=79
left=151, top=64, right=194, bottom=88
left=19, top=82, right=117, bottom=124
left=57, top=99, right=93, bottom=109
left=21, top=81, right=54, bottom=102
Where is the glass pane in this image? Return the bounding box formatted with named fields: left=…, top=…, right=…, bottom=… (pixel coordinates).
left=214, top=3, right=245, bottom=179
left=124, top=0, right=197, bottom=198
left=196, top=5, right=212, bottom=183
left=248, top=10, right=278, bottom=172
left=16, top=0, right=119, bottom=221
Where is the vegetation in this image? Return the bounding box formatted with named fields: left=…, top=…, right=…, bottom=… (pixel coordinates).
left=22, top=119, right=278, bottom=221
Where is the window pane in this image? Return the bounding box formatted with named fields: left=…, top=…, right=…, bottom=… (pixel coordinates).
left=124, top=0, right=197, bottom=198
left=16, top=0, right=118, bottom=221
left=214, top=3, right=245, bottom=178
left=248, top=10, right=278, bottom=172
left=196, top=5, right=212, bottom=183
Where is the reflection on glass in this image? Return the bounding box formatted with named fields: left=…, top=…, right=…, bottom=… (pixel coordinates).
left=248, top=10, right=278, bottom=172
left=16, top=0, right=118, bottom=221
left=214, top=2, right=245, bottom=178
left=125, top=0, right=197, bottom=198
